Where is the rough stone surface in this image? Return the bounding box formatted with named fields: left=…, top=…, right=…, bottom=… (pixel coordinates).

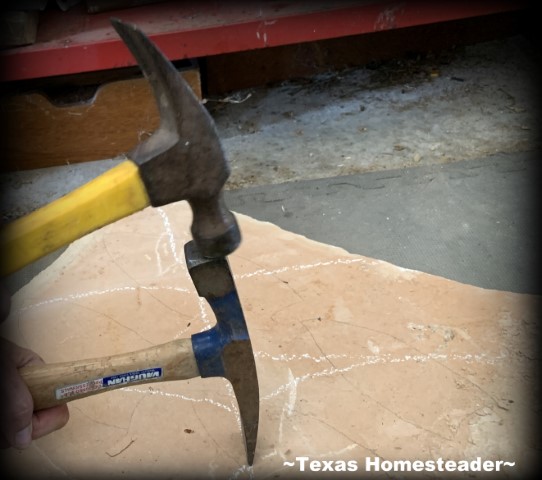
left=0, top=203, right=538, bottom=478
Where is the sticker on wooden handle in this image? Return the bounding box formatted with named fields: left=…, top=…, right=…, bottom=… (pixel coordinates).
left=55, top=367, right=163, bottom=400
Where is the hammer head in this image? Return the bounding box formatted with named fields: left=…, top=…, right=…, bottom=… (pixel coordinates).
left=185, top=240, right=259, bottom=465
left=111, top=18, right=240, bottom=258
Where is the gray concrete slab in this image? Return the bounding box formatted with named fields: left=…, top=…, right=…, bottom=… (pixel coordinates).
left=226, top=151, right=541, bottom=294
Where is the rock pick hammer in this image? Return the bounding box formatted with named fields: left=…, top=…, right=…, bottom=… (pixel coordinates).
left=0, top=19, right=259, bottom=466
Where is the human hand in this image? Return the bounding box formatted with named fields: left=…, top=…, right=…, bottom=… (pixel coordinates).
left=0, top=286, right=69, bottom=449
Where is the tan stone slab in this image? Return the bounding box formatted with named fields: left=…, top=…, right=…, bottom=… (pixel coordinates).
left=0, top=203, right=538, bottom=478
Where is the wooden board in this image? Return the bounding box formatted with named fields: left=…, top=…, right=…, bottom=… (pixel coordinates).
left=0, top=67, right=200, bottom=172
left=0, top=202, right=538, bottom=478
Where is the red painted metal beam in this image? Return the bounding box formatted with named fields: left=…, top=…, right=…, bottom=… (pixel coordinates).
left=0, top=0, right=527, bottom=82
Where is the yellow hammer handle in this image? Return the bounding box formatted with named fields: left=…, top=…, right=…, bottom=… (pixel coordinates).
left=20, top=338, right=200, bottom=409
left=0, top=160, right=150, bottom=276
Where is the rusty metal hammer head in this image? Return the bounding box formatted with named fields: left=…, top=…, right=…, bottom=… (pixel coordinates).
left=184, top=240, right=259, bottom=465
left=111, top=18, right=240, bottom=258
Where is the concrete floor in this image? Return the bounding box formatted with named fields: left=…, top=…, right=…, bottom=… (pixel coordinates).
left=1, top=33, right=540, bottom=295
left=226, top=151, right=540, bottom=294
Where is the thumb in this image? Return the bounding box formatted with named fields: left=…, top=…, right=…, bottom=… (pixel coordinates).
left=0, top=339, right=40, bottom=449
left=0, top=283, right=11, bottom=323
left=0, top=361, right=34, bottom=449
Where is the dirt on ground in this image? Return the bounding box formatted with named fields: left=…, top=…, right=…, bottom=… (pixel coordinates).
left=204, top=35, right=539, bottom=189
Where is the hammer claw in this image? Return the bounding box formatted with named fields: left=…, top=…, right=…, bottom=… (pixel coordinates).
left=111, top=18, right=182, bottom=140
left=110, top=18, right=227, bottom=200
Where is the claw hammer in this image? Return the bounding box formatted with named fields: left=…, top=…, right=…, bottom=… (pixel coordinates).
left=0, top=19, right=259, bottom=466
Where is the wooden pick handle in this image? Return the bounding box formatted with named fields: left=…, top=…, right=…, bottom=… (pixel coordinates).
left=19, top=338, right=200, bottom=410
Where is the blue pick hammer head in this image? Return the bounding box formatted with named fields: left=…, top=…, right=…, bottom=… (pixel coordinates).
left=185, top=240, right=259, bottom=466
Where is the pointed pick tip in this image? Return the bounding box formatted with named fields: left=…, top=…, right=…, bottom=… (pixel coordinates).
left=242, top=420, right=257, bottom=466
left=223, top=343, right=259, bottom=467
left=243, top=418, right=258, bottom=466
left=246, top=444, right=255, bottom=466
left=239, top=388, right=258, bottom=467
